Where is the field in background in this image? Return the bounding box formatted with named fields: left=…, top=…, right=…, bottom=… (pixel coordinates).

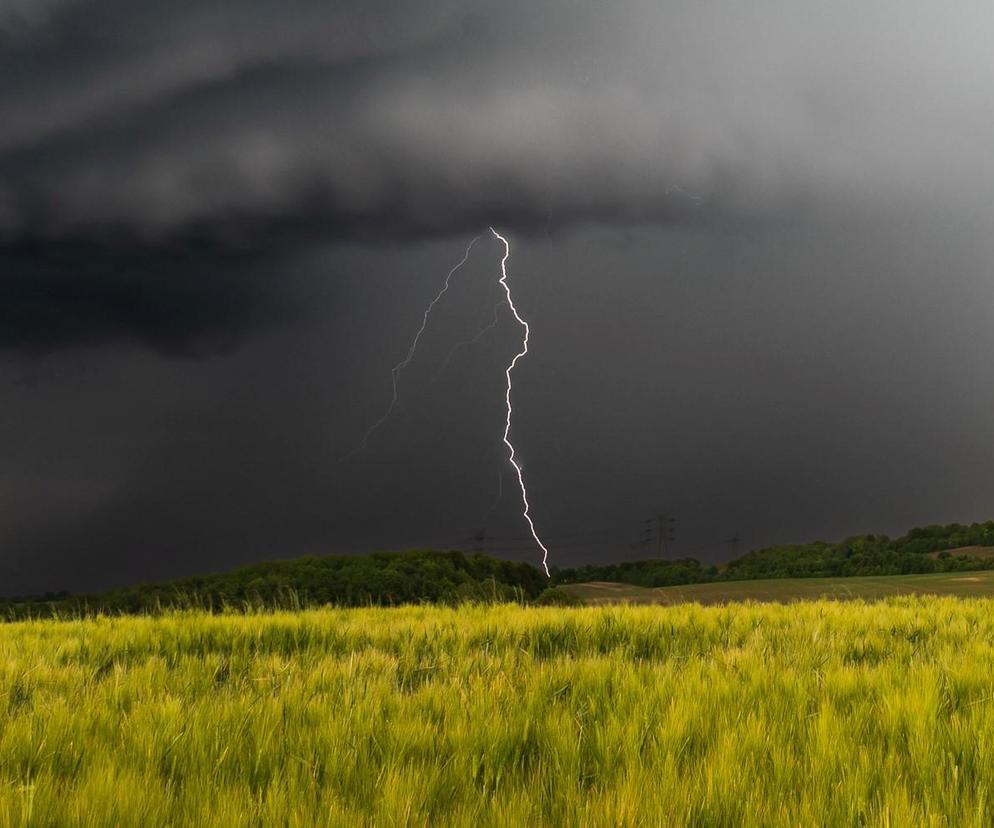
left=932, top=545, right=994, bottom=560
left=3, top=599, right=994, bottom=825
left=562, top=569, right=994, bottom=605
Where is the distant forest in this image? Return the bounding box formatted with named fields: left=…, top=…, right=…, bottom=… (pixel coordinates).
left=554, top=521, right=994, bottom=587
left=0, top=551, right=548, bottom=620
left=4, top=521, right=994, bottom=618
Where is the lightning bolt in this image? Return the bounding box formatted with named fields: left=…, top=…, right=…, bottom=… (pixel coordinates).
left=345, top=235, right=480, bottom=458
left=345, top=228, right=551, bottom=577
left=490, top=227, right=551, bottom=577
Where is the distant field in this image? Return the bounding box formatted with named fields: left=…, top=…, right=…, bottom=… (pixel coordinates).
left=4, top=600, right=994, bottom=825
left=561, top=569, right=994, bottom=605
left=932, top=545, right=994, bottom=560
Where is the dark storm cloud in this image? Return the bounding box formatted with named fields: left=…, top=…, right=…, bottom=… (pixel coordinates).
left=0, top=0, right=474, bottom=350
left=7, top=0, right=994, bottom=350
left=0, top=236, right=289, bottom=355
left=3, top=0, right=990, bottom=243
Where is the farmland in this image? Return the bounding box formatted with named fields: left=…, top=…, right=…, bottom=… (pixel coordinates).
left=3, top=598, right=994, bottom=825
left=561, top=569, right=994, bottom=605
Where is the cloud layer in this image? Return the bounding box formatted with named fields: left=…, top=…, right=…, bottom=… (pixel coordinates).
left=5, top=0, right=994, bottom=240
left=7, top=0, right=994, bottom=351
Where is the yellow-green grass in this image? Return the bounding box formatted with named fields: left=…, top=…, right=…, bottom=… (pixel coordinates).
left=3, top=599, right=994, bottom=825
left=563, top=569, right=994, bottom=606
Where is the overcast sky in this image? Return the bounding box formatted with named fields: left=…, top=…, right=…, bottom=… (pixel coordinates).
left=3, top=0, right=994, bottom=593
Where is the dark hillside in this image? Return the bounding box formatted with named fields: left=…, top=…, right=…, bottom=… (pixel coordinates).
left=0, top=550, right=546, bottom=620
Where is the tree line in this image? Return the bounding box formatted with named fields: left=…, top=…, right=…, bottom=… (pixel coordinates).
left=4, top=520, right=994, bottom=618
left=554, top=521, right=994, bottom=587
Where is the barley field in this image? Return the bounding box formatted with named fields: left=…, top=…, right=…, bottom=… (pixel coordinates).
left=2, top=599, right=994, bottom=826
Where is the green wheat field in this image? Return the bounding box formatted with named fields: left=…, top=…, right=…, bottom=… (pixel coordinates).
left=3, top=598, right=994, bottom=826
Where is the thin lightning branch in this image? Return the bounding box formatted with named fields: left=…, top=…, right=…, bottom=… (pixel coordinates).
left=345, top=235, right=481, bottom=458
left=432, top=299, right=506, bottom=382
left=490, top=227, right=551, bottom=577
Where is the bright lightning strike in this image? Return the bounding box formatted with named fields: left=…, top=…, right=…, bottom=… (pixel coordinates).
left=345, top=235, right=480, bottom=458
left=490, top=227, right=551, bottom=577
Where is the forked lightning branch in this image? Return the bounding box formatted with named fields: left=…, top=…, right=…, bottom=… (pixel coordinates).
left=350, top=229, right=551, bottom=577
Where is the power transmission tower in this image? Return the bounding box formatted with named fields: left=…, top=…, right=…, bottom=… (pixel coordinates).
left=642, top=519, right=655, bottom=558
left=725, top=532, right=741, bottom=560
left=644, top=512, right=677, bottom=559
left=657, top=512, right=676, bottom=559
